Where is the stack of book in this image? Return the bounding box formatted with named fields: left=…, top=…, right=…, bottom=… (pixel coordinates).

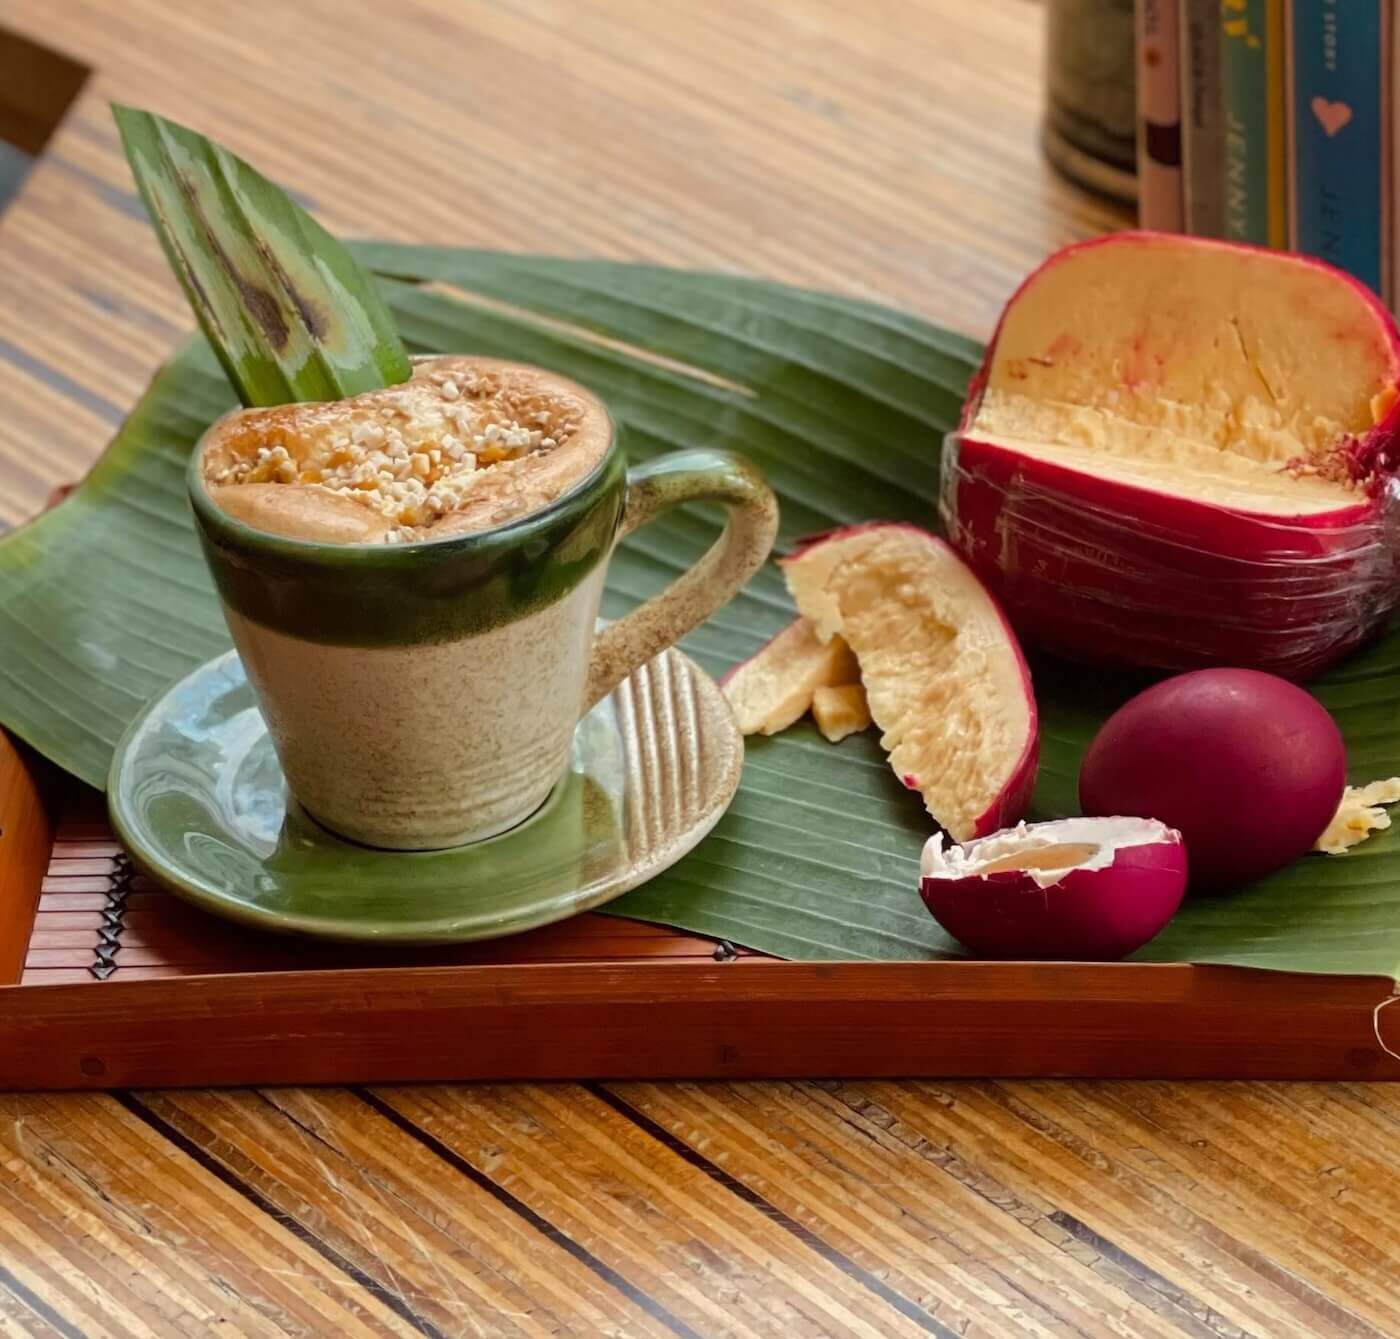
left=1135, top=0, right=1392, bottom=301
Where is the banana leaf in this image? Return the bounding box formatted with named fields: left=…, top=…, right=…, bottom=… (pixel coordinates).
left=2, top=246, right=1399, bottom=977
left=114, top=106, right=411, bottom=404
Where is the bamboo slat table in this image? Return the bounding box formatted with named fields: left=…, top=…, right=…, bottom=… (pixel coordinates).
left=1, top=2, right=1398, bottom=1336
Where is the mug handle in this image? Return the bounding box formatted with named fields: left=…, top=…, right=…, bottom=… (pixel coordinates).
left=584, top=448, right=779, bottom=708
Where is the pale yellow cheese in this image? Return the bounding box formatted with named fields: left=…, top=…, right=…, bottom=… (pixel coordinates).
left=723, top=619, right=860, bottom=736
left=1315, top=778, right=1400, bottom=855
left=785, top=527, right=1032, bottom=840
left=971, top=238, right=1394, bottom=516
left=812, top=684, right=873, bottom=743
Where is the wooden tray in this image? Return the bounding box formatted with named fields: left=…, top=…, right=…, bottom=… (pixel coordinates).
left=3, top=730, right=1400, bottom=1088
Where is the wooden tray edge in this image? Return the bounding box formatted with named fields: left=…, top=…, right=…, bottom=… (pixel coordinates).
left=0, top=730, right=55, bottom=984
left=3, top=957, right=1398, bottom=1088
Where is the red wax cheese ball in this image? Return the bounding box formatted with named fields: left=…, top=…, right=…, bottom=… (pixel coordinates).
left=941, top=232, right=1400, bottom=680
left=1078, top=669, right=1346, bottom=891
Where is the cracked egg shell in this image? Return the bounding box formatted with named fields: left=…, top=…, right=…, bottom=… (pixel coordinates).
left=919, top=816, right=1188, bottom=960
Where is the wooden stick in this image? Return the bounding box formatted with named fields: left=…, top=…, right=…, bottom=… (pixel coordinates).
left=3, top=957, right=1398, bottom=1088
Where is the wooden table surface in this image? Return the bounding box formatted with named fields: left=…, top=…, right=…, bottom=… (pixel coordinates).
left=1, top=2, right=1398, bottom=1336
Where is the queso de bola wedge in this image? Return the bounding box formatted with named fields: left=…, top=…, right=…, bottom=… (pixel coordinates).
left=942, top=231, right=1400, bottom=681
left=722, top=525, right=1038, bottom=843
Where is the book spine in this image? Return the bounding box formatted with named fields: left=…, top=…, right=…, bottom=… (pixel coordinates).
left=1136, top=0, right=1184, bottom=230
left=1385, top=0, right=1394, bottom=305
left=1265, top=0, right=1288, bottom=248
left=1180, top=0, right=1226, bottom=234
left=1288, top=0, right=1384, bottom=294
left=1221, top=0, right=1272, bottom=243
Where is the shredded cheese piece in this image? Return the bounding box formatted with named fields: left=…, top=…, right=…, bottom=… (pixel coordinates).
left=1315, top=778, right=1400, bottom=855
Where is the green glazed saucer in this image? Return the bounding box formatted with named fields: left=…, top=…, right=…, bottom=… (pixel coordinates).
left=108, top=648, right=742, bottom=944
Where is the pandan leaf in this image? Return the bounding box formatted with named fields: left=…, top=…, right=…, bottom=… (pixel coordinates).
left=3, top=246, right=1400, bottom=979
left=113, top=104, right=411, bottom=406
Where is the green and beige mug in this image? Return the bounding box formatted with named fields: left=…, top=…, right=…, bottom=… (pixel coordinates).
left=188, top=365, right=777, bottom=850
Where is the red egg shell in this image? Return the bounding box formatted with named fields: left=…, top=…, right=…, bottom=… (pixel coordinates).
left=919, top=816, right=1188, bottom=960
left=1078, top=668, right=1346, bottom=891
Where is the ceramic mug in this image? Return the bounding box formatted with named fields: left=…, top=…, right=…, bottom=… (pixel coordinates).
left=188, top=376, right=778, bottom=850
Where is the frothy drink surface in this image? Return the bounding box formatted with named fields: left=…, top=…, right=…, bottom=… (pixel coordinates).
left=201, top=356, right=611, bottom=543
